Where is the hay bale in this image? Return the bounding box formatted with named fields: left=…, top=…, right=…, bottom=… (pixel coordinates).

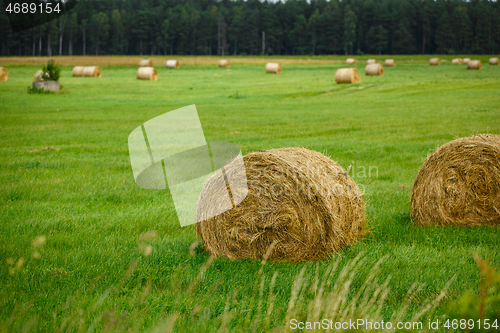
left=166, top=60, right=179, bottom=69
left=411, top=134, right=500, bottom=226
left=196, top=148, right=366, bottom=262
left=429, top=58, right=440, bottom=66
left=265, top=63, right=282, bottom=74
left=365, top=63, right=384, bottom=76
left=384, top=59, right=396, bottom=67
left=367, top=59, right=377, bottom=64
left=72, top=66, right=84, bottom=77
left=346, top=58, right=356, bottom=65
left=463, top=58, right=471, bottom=64
left=218, top=60, right=230, bottom=67
left=139, top=59, right=153, bottom=67
left=467, top=60, right=482, bottom=70
left=82, top=66, right=102, bottom=77
left=452, top=58, right=463, bottom=65
left=137, top=67, right=158, bottom=81
left=0, top=67, right=8, bottom=81
left=489, top=57, right=499, bottom=65
left=335, top=68, right=361, bottom=84
left=33, top=70, right=45, bottom=82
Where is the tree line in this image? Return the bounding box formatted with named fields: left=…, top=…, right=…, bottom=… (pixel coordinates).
left=1, top=0, right=499, bottom=57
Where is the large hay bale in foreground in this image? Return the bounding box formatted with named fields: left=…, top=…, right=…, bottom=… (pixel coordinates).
left=265, top=63, right=281, bottom=74
left=72, top=66, right=84, bottom=77
left=452, top=58, right=463, bottom=64
left=367, top=59, right=377, bottom=64
left=346, top=58, right=356, bottom=65
left=411, top=134, right=500, bottom=226
left=467, top=60, right=482, bottom=70
left=166, top=60, right=179, bottom=69
left=196, top=148, right=366, bottom=262
left=335, top=68, right=360, bottom=84
left=384, top=59, right=396, bottom=67
left=463, top=58, right=471, bottom=64
left=137, top=67, right=157, bottom=80
left=218, top=60, right=230, bottom=67
left=429, top=58, right=440, bottom=66
left=0, top=67, right=8, bottom=81
left=82, top=66, right=102, bottom=77
left=139, top=59, right=153, bottom=67
left=489, top=57, right=499, bottom=65
left=365, top=63, right=384, bottom=76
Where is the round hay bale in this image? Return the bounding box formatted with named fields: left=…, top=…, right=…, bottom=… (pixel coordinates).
left=467, top=60, right=482, bottom=70
left=82, top=66, right=102, bottom=77
left=429, top=58, right=440, bottom=66
left=0, top=67, right=8, bottom=81
left=411, top=134, right=500, bottom=226
left=489, top=57, right=499, bottom=65
left=366, top=59, right=377, bottom=64
left=137, top=67, right=158, bottom=81
left=335, top=68, right=361, bottom=84
left=166, top=60, right=179, bottom=69
left=365, top=63, right=384, bottom=76
left=196, top=148, right=366, bottom=262
left=139, top=59, right=153, bottom=67
left=451, top=58, right=463, bottom=65
left=265, top=62, right=281, bottom=74
left=72, top=66, right=84, bottom=77
left=33, top=70, right=45, bottom=82
left=218, top=60, right=230, bottom=67
left=463, top=58, right=471, bottom=64
left=384, top=59, right=396, bottom=67
left=346, top=58, right=356, bottom=65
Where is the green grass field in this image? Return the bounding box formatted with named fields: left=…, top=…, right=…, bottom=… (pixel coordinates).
left=1, top=56, right=500, bottom=332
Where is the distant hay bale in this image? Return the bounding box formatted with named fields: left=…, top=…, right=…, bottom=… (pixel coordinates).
left=346, top=58, right=356, bottom=65
left=265, top=62, right=282, bottom=74
left=0, top=67, right=7, bottom=81
left=365, top=63, right=384, bottom=76
left=139, top=59, right=153, bottom=67
left=463, top=58, right=471, bottom=64
left=384, top=59, right=396, bottom=67
left=166, top=60, right=179, bottom=69
left=451, top=58, right=463, bottom=65
left=411, top=134, right=500, bottom=227
left=33, top=70, right=45, bottom=82
left=467, top=60, right=482, bottom=70
left=72, top=66, right=84, bottom=77
left=489, top=57, right=499, bottom=65
left=196, top=148, right=366, bottom=261
left=429, top=58, right=440, bottom=66
left=335, top=68, right=360, bottom=84
left=82, top=66, right=102, bottom=77
left=137, top=67, right=158, bottom=81
left=367, top=59, right=377, bottom=64
left=218, top=60, right=230, bottom=67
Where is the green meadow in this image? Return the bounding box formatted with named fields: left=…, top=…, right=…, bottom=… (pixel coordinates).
left=1, top=56, right=499, bottom=331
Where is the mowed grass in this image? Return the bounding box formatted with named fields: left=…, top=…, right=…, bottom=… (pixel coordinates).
left=1, top=57, right=500, bottom=331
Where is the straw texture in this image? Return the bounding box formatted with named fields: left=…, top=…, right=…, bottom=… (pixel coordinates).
left=335, top=68, right=361, bottom=84
left=196, top=148, right=366, bottom=262
left=467, top=60, right=482, bottom=70
left=137, top=67, right=158, bottom=80
left=346, top=58, right=356, bottom=65
left=0, top=67, right=7, bottom=81
left=411, top=134, right=500, bottom=226
left=384, top=59, right=396, bottom=67
left=166, top=60, right=179, bottom=69
left=365, top=64, right=384, bottom=76
left=72, top=66, right=84, bottom=77
left=429, top=58, right=440, bottom=66
left=265, top=63, right=282, bottom=74
left=463, top=58, right=471, bottom=64
left=452, top=58, right=463, bottom=64
left=489, top=57, right=499, bottom=65
left=218, top=60, right=230, bottom=67
left=82, top=66, right=102, bottom=77
left=367, top=59, right=377, bottom=64
left=139, top=59, right=153, bottom=67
